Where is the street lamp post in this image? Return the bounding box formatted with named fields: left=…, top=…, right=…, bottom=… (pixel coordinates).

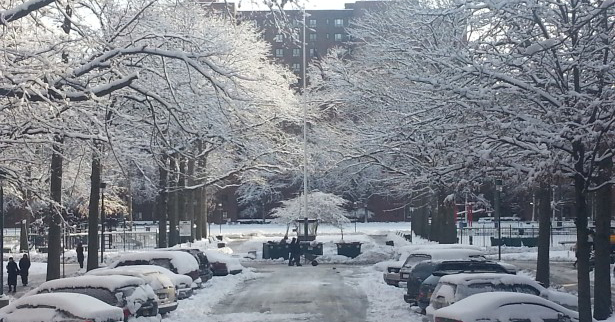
left=0, top=177, right=4, bottom=296
left=100, top=182, right=107, bottom=263
left=217, top=203, right=223, bottom=236
left=495, top=179, right=503, bottom=260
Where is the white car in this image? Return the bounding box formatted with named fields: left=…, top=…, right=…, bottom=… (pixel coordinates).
left=433, top=292, right=580, bottom=322
left=87, top=267, right=178, bottom=314
left=0, top=293, right=124, bottom=322
left=25, top=275, right=159, bottom=319
left=107, top=251, right=202, bottom=289
left=107, top=264, right=195, bottom=300
left=426, top=272, right=577, bottom=320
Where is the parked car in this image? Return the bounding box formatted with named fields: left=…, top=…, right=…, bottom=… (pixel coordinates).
left=25, top=275, right=158, bottom=319
left=0, top=293, right=124, bottom=322
left=87, top=267, right=178, bottom=314
left=433, top=292, right=580, bottom=322
left=397, top=249, right=486, bottom=288
left=426, top=273, right=578, bottom=321
left=159, top=247, right=213, bottom=283
left=108, top=264, right=194, bottom=300
left=204, top=250, right=243, bottom=276
left=405, top=259, right=513, bottom=309
left=108, top=250, right=202, bottom=288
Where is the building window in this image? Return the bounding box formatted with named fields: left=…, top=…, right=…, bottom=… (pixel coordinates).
left=292, top=63, right=301, bottom=72
left=274, top=34, right=283, bottom=42
left=309, top=48, right=316, bottom=57
left=292, top=48, right=300, bottom=57
left=334, top=33, right=343, bottom=41
left=309, top=19, right=317, bottom=27
left=326, top=33, right=330, bottom=39
left=309, top=33, right=317, bottom=41
left=334, top=18, right=344, bottom=27
left=275, top=48, right=284, bottom=57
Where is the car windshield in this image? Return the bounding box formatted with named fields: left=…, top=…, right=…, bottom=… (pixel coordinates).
left=403, top=255, right=431, bottom=267
left=411, top=263, right=436, bottom=280
left=456, top=283, right=541, bottom=301
left=52, top=288, right=118, bottom=306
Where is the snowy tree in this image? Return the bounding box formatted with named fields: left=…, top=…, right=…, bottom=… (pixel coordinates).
left=271, top=191, right=351, bottom=238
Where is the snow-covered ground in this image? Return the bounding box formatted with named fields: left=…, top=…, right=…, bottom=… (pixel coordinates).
left=2, top=222, right=612, bottom=321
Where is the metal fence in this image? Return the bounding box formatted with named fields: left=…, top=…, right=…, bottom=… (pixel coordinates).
left=3, top=228, right=161, bottom=253
left=457, top=225, right=577, bottom=248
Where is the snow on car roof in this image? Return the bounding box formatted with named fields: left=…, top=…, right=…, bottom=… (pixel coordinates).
left=109, top=265, right=193, bottom=286
left=32, top=275, right=144, bottom=294
left=0, top=293, right=124, bottom=321
left=439, top=273, right=539, bottom=287
left=434, top=292, right=579, bottom=321
left=112, top=251, right=199, bottom=274
left=86, top=267, right=172, bottom=290
left=407, top=248, right=485, bottom=260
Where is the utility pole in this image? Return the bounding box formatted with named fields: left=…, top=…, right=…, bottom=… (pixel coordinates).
left=495, top=179, right=502, bottom=260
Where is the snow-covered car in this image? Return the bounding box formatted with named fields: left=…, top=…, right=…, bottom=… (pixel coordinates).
left=24, top=275, right=158, bottom=319
left=103, top=265, right=194, bottom=300
left=426, top=273, right=578, bottom=321
left=204, top=250, right=243, bottom=276
left=394, top=249, right=486, bottom=288
left=0, top=293, right=124, bottom=322
left=86, top=267, right=178, bottom=314
left=159, top=248, right=213, bottom=283
left=432, top=292, right=581, bottom=322
left=407, top=260, right=514, bottom=310
left=108, top=251, right=202, bottom=289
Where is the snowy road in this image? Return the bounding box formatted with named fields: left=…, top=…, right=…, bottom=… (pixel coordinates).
left=208, top=263, right=368, bottom=322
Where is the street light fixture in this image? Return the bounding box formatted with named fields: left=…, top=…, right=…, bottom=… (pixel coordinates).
left=100, top=182, right=107, bottom=264
left=495, top=179, right=503, bottom=260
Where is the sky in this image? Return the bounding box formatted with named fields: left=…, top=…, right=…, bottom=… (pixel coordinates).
left=238, top=0, right=357, bottom=11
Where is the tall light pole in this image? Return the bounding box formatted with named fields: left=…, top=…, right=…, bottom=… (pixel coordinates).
left=0, top=176, right=4, bottom=296
left=100, top=182, right=106, bottom=264
left=302, top=7, right=309, bottom=221
left=495, top=179, right=502, bottom=260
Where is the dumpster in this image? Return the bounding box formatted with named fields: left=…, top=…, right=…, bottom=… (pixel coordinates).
left=336, top=242, right=362, bottom=258
left=300, top=242, right=323, bottom=256
left=262, top=242, right=290, bottom=260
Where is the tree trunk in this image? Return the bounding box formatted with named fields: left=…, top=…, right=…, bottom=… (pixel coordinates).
left=178, top=157, right=186, bottom=223
left=573, top=141, right=592, bottom=321
left=168, top=155, right=179, bottom=246
left=536, top=185, right=551, bottom=287
left=186, top=158, right=195, bottom=242
left=195, top=187, right=203, bottom=240
left=46, top=135, right=63, bottom=281
left=86, top=146, right=101, bottom=271
left=156, top=154, right=168, bottom=248
left=594, top=155, right=612, bottom=320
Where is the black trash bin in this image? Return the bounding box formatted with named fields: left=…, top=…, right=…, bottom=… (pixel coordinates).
left=336, top=242, right=362, bottom=258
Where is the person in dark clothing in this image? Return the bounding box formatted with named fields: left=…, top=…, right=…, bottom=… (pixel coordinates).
left=76, top=243, right=84, bottom=269
left=18, top=254, right=30, bottom=286
left=288, top=238, right=302, bottom=267
left=6, top=257, right=19, bottom=293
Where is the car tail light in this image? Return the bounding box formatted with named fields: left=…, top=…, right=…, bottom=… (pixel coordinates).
left=123, top=307, right=132, bottom=318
